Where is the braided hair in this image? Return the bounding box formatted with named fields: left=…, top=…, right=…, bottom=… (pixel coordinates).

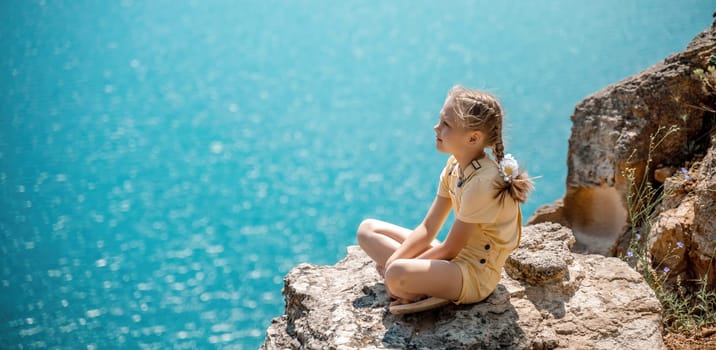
left=448, top=85, right=534, bottom=203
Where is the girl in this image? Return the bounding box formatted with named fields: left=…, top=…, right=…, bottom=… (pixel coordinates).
left=357, top=85, right=533, bottom=314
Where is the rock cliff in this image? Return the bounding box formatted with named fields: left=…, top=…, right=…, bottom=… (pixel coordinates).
left=528, top=19, right=716, bottom=285
left=262, top=223, right=664, bottom=350
left=262, top=18, right=716, bottom=350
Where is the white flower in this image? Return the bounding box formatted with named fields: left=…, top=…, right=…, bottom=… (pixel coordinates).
left=499, top=154, right=519, bottom=182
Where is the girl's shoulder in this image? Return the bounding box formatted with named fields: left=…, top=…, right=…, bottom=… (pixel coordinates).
left=464, top=157, right=502, bottom=194
left=475, top=155, right=499, bottom=178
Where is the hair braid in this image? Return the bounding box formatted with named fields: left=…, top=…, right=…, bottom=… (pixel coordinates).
left=492, top=124, right=505, bottom=162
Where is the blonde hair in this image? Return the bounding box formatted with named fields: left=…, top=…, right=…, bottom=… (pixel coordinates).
left=448, top=85, right=534, bottom=203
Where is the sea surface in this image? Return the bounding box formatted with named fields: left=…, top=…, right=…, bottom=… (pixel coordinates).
left=0, top=1, right=712, bottom=348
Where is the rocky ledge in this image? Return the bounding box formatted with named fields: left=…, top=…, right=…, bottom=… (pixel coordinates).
left=261, top=223, right=664, bottom=350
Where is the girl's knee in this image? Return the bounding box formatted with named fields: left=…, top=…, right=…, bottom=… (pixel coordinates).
left=358, top=218, right=379, bottom=232
left=356, top=218, right=378, bottom=244
left=384, top=259, right=411, bottom=289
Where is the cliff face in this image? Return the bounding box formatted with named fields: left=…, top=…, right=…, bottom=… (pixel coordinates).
left=262, top=19, right=716, bottom=350
left=262, top=223, right=663, bottom=350
left=529, top=20, right=716, bottom=285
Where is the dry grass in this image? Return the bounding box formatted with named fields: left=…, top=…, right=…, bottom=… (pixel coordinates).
left=621, top=124, right=716, bottom=348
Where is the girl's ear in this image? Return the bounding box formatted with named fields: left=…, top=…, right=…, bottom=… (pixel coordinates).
left=469, top=130, right=484, bottom=145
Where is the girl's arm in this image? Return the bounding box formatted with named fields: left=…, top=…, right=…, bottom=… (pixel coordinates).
left=416, top=219, right=478, bottom=260
left=385, top=195, right=451, bottom=267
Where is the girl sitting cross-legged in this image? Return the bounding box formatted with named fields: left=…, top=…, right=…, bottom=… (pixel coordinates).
left=357, top=85, right=534, bottom=314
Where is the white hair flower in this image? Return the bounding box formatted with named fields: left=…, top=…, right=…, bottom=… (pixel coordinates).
left=499, top=154, right=519, bottom=183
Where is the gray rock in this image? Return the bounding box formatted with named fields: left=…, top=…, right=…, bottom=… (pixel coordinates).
left=262, top=223, right=664, bottom=350
left=528, top=19, right=716, bottom=275
left=505, top=223, right=575, bottom=285
left=649, top=127, right=716, bottom=285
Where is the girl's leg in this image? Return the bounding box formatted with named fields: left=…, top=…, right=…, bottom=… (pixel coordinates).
left=356, top=219, right=439, bottom=272
left=383, top=258, right=463, bottom=303
left=356, top=219, right=412, bottom=277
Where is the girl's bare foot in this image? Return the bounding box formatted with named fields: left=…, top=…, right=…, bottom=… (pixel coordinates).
left=376, top=264, right=386, bottom=278
left=389, top=296, right=450, bottom=315
left=388, top=295, right=427, bottom=307
left=389, top=298, right=405, bottom=307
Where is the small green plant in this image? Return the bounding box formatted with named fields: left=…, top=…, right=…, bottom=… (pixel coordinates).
left=655, top=273, right=716, bottom=332
left=691, top=51, right=716, bottom=112
left=622, top=125, right=678, bottom=287
left=620, top=125, right=716, bottom=334
left=693, top=65, right=716, bottom=93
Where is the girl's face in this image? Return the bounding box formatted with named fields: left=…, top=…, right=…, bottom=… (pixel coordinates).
left=433, top=96, right=475, bottom=155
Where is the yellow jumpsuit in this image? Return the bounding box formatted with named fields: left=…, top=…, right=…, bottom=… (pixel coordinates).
left=437, top=155, right=522, bottom=304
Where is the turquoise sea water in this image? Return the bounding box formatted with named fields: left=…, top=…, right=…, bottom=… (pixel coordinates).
left=0, top=1, right=712, bottom=348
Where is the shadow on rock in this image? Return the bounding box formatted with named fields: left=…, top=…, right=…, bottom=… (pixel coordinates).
left=352, top=283, right=390, bottom=310
left=375, top=284, right=526, bottom=349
